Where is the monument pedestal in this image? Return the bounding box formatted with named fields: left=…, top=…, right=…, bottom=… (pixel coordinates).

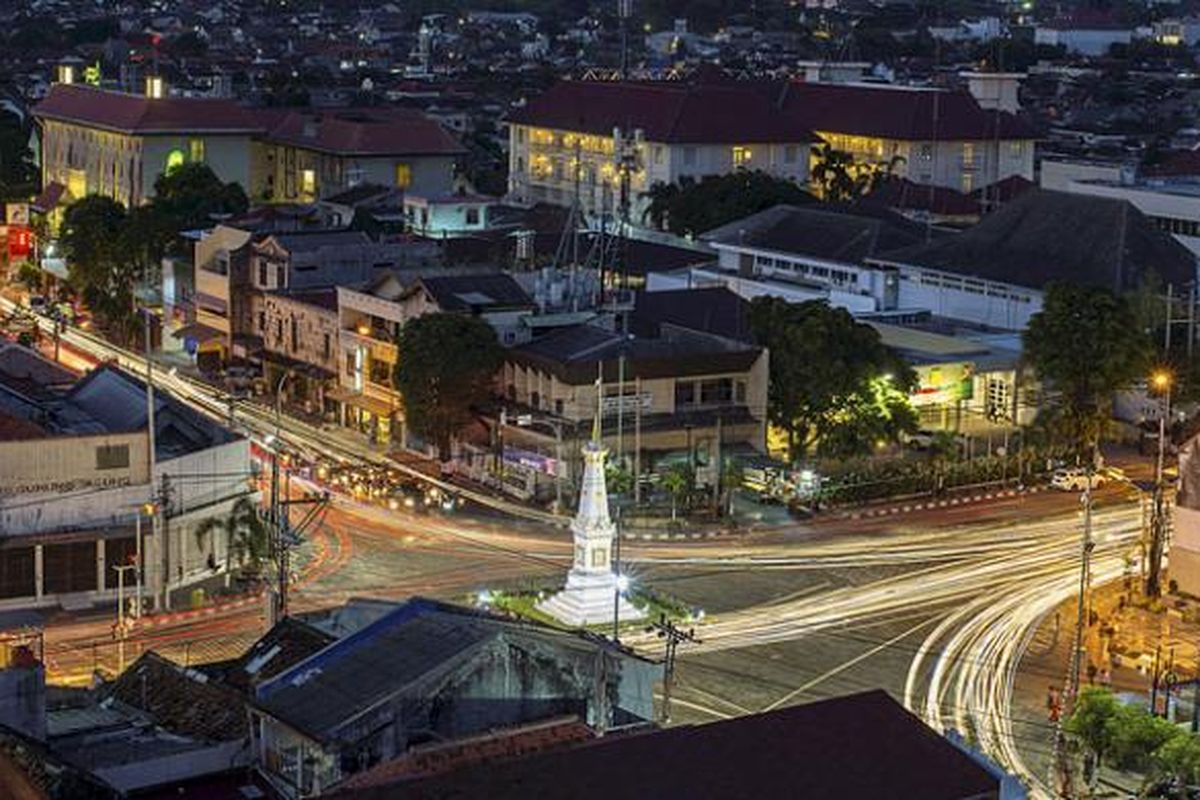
left=538, top=567, right=644, bottom=628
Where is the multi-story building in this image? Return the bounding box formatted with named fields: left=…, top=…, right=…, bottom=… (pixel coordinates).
left=33, top=82, right=261, bottom=210
left=496, top=318, right=768, bottom=499
left=254, top=108, right=465, bottom=204
left=189, top=224, right=260, bottom=368
left=335, top=273, right=534, bottom=445
left=0, top=352, right=250, bottom=611
left=259, top=288, right=339, bottom=418
left=506, top=78, right=815, bottom=221
left=33, top=83, right=464, bottom=212
left=779, top=79, right=1036, bottom=196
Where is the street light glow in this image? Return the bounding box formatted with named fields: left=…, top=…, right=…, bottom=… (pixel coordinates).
left=616, top=574, right=630, bottom=593
left=1152, top=370, right=1171, bottom=391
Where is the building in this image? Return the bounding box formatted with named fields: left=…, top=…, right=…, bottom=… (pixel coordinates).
left=1035, top=19, right=1134, bottom=55
left=670, top=203, right=927, bottom=314
left=189, top=224, right=259, bottom=368
left=259, top=288, right=340, bottom=418
left=256, top=108, right=464, bottom=204
left=335, top=272, right=534, bottom=445
left=1064, top=176, right=1200, bottom=256
left=248, top=597, right=658, bottom=798
left=779, top=79, right=1036, bottom=196
left=0, top=354, right=250, bottom=611
left=33, top=82, right=261, bottom=210
left=403, top=192, right=495, bottom=236
left=870, top=189, right=1197, bottom=331
left=506, top=78, right=816, bottom=220
left=496, top=317, right=768, bottom=498
left=329, top=689, right=1002, bottom=800
left=32, top=84, right=464, bottom=212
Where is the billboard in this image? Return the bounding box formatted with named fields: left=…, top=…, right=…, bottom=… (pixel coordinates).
left=912, top=362, right=974, bottom=406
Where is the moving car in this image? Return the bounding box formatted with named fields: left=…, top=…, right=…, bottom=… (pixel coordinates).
left=1050, top=467, right=1106, bottom=492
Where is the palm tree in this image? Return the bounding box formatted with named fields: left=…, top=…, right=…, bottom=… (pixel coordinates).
left=811, top=143, right=867, bottom=203
left=660, top=464, right=693, bottom=522
left=194, top=497, right=270, bottom=578
left=640, top=180, right=681, bottom=230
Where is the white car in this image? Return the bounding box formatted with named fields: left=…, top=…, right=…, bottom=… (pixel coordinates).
left=1050, top=468, right=1106, bottom=492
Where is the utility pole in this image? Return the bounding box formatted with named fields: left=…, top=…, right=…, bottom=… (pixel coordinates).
left=1051, top=468, right=1095, bottom=798
left=634, top=376, right=642, bottom=506
left=158, top=474, right=172, bottom=610
left=618, top=0, right=632, bottom=79
left=612, top=509, right=623, bottom=642
left=113, top=564, right=138, bottom=673
left=1148, top=371, right=1172, bottom=598
left=647, top=613, right=699, bottom=725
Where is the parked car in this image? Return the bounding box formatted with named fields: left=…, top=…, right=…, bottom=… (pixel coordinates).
left=1051, top=468, right=1106, bottom=492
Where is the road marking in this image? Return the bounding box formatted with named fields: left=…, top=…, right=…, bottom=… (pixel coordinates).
left=759, top=615, right=941, bottom=713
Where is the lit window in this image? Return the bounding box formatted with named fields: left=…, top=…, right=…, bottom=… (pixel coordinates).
left=395, top=163, right=412, bottom=188
left=189, top=138, right=205, bottom=163
left=300, top=168, right=316, bottom=196
left=732, top=146, right=752, bottom=168
left=165, top=149, right=185, bottom=174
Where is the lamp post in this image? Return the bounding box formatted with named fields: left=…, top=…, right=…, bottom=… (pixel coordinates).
left=270, top=371, right=291, bottom=624
left=1147, top=370, right=1172, bottom=597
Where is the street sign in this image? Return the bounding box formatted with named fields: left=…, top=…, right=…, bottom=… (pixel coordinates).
left=5, top=203, right=28, bottom=226
left=516, top=414, right=533, bottom=426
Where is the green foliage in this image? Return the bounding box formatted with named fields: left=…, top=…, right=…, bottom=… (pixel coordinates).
left=640, top=171, right=814, bottom=236
left=1067, top=686, right=1200, bottom=785
left=1107, top=704, right=1182, bottom=773
left=1024, top=283, right=1152, bottom=457
left=151, top=162, right=249, bottom=233
left=1152, top=731, right=1200, bottom=787
left=394, top=313, right=503, bottom=461
left=194, top=497, right=270, bottom=578
left=0, top=109, right=37, bottom=199
left=748, top=297, right=917, bottom=461
left=659, top=463, right=694, bottom=521
left=605, top=462, right=634, bottom=497
left=1065, top=686, right=1122, bottom=766
left=61, top=196, right=139, bottom=341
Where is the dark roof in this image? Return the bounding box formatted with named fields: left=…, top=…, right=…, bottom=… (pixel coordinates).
left=861, top=176, right=981, bottom=217
left=265, top=108, right=465, bottom=157
left=781, top=81, right=1036, bottom=142
left=510, top=323, right=762, bottom=385
left=876, top=189, right=1197, bottom=292
left=215, top=617, right=336, bottom=694
left=508, top=80, right=816, bottom=144
left=413, top=274, right=534, bottom=312
left=108, top=652, right=249, bottom=742
left=33, top=84, right=262, bottom=135
left=702, top=203, right=928, bottom=262
left=332, top=690, right=1000, bottom=800
left=254, top=600, right=500, bottom=741
left=632, top=287, right=754, bottom=342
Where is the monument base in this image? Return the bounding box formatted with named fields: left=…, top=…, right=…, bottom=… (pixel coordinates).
left=538, top=569, right=646, bottom=628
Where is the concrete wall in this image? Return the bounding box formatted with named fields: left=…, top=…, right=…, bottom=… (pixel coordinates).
left=140, top=134, right=255, bottom=201
left=0, top=432, right=150, bottom=498
left=890, top=262, right=1043, bottom=331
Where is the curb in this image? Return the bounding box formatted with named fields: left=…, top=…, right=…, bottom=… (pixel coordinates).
left=625, top=528, right=734, bottom=543
left=838, top=486, right=1045, bottom=521
left=134, top=590, right=265, bottom=630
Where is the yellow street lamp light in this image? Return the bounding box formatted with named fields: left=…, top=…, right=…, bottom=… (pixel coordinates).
left=1152, top=371, right=1171, bottom=391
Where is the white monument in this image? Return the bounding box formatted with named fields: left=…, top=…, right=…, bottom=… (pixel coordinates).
left=538, top=411, right=644, bottom=627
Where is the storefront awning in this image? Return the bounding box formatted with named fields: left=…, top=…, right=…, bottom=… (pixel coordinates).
left=326, top=387, right=395, bottom=418
left=172, top=322, right=226, bottom=344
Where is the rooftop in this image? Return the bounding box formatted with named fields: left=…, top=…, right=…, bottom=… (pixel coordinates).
left=331, top=690, right=1000, bottom=800
left=33, top=84, right=262, bottom=135
left=412, top=273, right=534, bottom=312
left=265, top=108, right=466, bottom=157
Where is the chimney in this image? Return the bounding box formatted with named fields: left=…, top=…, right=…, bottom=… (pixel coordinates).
left=145, top=75, right=165, bottom=99
left=960, top=71, right=1024, bottom=114
left=56, top=63, right=75, bottom=85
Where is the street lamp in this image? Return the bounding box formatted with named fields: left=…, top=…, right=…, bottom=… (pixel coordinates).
left=1147, top=370, right=1172, bottom=597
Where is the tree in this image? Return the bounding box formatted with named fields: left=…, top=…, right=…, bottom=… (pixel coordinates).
left=152, top=162, right=249, bottom=233
left=61, top=196, right=140, bottom=342
left=1065, top=686, right=1122, bottom=773
left=394, top=313, right=503, bottom=461
left=193, top=497, right=270, bottom=577
left=1023, top=283, right=1152, bottom=458
left=660, top=463, right=693, bottom=522
left=748, top=297, right=917, bottom=461
left=1152, top=731, right=1200, bottom=789
left=0, top=109, right=37, bottom=199
left=639, top=171, right=815, bottom=236
left=811, top=144, right=868, bottom=203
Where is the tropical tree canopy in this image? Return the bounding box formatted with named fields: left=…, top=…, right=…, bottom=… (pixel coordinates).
left=748, top=296, right=917, bottom=460
left=1023, top=283, right=1152, bottom=456
left=394, top=312, right=504, bottom=461
left=640, top=171, right=815, bottom=236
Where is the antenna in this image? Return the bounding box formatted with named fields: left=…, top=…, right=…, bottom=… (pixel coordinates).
left=618, top=0, right=633, bottom=79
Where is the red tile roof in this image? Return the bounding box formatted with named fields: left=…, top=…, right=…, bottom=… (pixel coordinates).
left=508, top=80, right=817, bottom=144
left=781, top=81, right=1037, bottom=142
left=264, top=108, right=466, bottom=157
left=33, top=84, right=263, bottom=135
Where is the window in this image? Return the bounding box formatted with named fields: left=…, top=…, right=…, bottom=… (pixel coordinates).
left=258, top=311, right=266, bottom=332
left=465, top=207, right=480, bottom=226
left=683, top=146, right=696, bottom=167
left=732, top=146, right=752, bottom=169
left=675, top=381, right=696, bottom=407
left=531, top=391, right=541, bottom=409
left=323, top=333, right=331, bottom=361
left=165, top=148, right=185, bottom=174
left=369, top=357, right=391, bottom=386
left=189, top=138, right=205, bottom=163
left=919, top=143, right=933, bottom=161
left=290, top=317, right=298, bottom=352
left=275, top=319, right=283, bottom=343
left=346, top=168, right=365, bottom=187
left=555, top=399, right=564, bottom=415
left=784, top=144, right=798, bottom=163
left=516, top=127, right=526, bottom=144
left=962, top=142, right=975, bottom=165
left=276, top=265, right=285, bottom=288
left=591, top=547, right=607, bottom=568
left=735, top=381, right=747, bottom=404
left=653, top=145, right=663, bottom=165
left=395, top=163, right=412, bottom=188
left=300, top=168, right=316, bottom=196
left=700, top=378, right=733, bottom=405
left=961, top=172, right=974, bottom=194
left=96, top=443, right=130, bottom=470
left=1009, top=141, right=1025, bottom=159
